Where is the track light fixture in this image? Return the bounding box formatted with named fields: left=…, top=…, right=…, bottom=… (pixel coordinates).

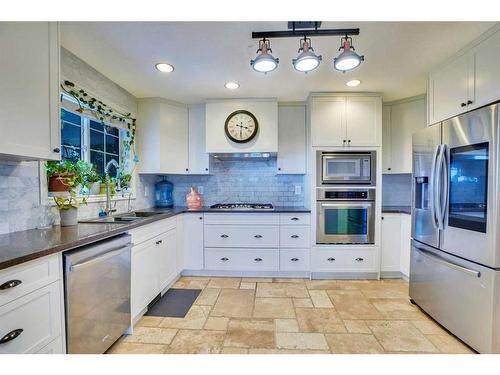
left=333, top=35, right=364, bottom=72
left=250, top=38, right=279, bottom=74
left=292, top=37, right=322, bottom=73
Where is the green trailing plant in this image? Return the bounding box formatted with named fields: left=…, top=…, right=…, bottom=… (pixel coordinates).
left=60, top=80, right=137, bottom=150
left=46, top=160, right=78, bottom=178
left=53, top=190, right=87, bottom=210
left=119, top=172, right=132, bottom=189
left=75, top=160, right=100, bottom=189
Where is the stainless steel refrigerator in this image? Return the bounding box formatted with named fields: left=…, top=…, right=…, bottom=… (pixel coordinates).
left=410, top=102, right=500, bottom=353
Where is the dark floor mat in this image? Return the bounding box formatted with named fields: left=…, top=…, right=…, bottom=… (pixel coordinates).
left=145, top=288, right=201, bottom=318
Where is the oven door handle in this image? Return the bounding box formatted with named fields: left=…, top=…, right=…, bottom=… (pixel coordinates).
left=318, top=202, right=373, bottom=209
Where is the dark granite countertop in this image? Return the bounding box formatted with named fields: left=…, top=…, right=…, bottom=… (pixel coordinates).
left=0, top=206, right=310, bottom=271
left=382, top=205, right=412, bottom=215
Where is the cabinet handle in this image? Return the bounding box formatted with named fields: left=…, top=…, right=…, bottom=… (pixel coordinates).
left=185, top=168, right=189, bottom=172
left=199, top=217, right=203, bottom=220
left=355, top=257, right=364, bottom=262
left=254, top=234, right=263, bottom=238
left=291, top=258, right=299, bottom=262
left=0, top=279, right=22, bottom=290
left=381, top=216, right=384, bottom=220
left=467, top=100, right=473, bottom=105
left=343, top=139, right=346, bottom=145
left=278, top=167, right=281, bottom=171
left=220, top=234, right=229, bottom=238
left=220, top=257, right=229, bottom=261
left=254, top=258, right=263, bottom=262
left=52, top=147, right=60, bottom=153
left=327, top=257, right=336, bottom=262
left=291, top=217, right=299, bottom=221
left=387, top=168, right=391, bottom=171
left=348, top=140, right=351, bottom=144
left=205, top=168, right=208, bottom=171
left=0, top=329, right=23, bottom=344
left=461, top=102, right=467, bottom=107
left=155, top=240, right=163, bottom=245
left=291, top=235, right=299, bottom=239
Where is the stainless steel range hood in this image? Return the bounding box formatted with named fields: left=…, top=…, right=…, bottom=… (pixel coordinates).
left=211, top=152, right=276, bottom=161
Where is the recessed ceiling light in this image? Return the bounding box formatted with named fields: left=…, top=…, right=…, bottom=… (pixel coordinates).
left=155, top=63, right=174, bottom=73
left=224, top=82, right=240, bottom=90
left=346, top=79, right=361, bottom=87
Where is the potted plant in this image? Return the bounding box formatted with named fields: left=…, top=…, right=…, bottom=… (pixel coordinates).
left=76, top=161, right=101, bottom=195
left=119, top=172, right=132, bottom=191
left=47, top=160, right=79, bottom=195
left=54, top=190, right=87, bottom=226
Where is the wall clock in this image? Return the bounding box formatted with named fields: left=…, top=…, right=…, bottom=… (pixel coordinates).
left=224, top=110, right=259, bottom=143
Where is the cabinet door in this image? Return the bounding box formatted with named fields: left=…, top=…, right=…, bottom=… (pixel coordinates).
left=382, top=105, right=392, bottom=173
left=159, top=102, right=189, bottom=174
left=381, top=214, right=402, bottom=273
left=429, top=53, right=470, bottom=124
left=156, top=228, right=178, bottom=292
left=310, top=97, right=345, bottom=147
left=345, top=96, right=381, bottom=146
left=183, top=213, right=204, bottom=270
left=131, top=239, right=157, bottom=319
left=0, top=22, right=60, bottom=160
left=277, top=105, right=306, bottom=174
left=188, top=104, right=209, bottom=174
left=399, top=214, right=412, bottom=277
left=390, top=98, right=426, bottom=173
left=471, top=30, right=500, bottom=110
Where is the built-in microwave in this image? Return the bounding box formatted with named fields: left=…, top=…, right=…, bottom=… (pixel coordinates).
left=317, top=151, right=376, bottom=186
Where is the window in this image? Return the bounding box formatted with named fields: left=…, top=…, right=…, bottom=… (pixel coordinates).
left=60, top=108, right=121, bottom=178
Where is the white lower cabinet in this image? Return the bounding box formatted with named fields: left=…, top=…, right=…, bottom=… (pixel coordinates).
left=204, top=225, right=279, bottom=248
left=279, top=226, right=310, bottom=248
left=130, top=218, right=181, bottom=322
left=380, top=212, right=412, bottom=277
left=183, top=213, right=204, bottom=270
left=312, top=247, right=378, bottom=273
left=0, top=281, right=62, bottom=354
left=279, top=249, right=310, bottom=271
left=205, top=248, right=279, bottom=272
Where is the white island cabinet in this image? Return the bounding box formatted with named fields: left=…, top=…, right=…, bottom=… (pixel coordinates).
left=0, top=22, right=60, bottom=161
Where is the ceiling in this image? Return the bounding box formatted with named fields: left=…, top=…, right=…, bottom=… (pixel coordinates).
left=61, top=21, right=496, bottom=104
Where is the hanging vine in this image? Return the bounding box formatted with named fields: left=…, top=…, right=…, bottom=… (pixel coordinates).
left=60, top=80, right=137, bottom=149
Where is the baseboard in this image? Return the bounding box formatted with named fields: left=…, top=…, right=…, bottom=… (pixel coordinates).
left=310, top=271, right=379, bottom=280
left=380, top=271, right=404, bottom=279
left=182, top=269, right=311, bottom=278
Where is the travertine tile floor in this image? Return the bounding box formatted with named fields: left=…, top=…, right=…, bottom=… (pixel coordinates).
left=107, top=277, right=475, bottom=354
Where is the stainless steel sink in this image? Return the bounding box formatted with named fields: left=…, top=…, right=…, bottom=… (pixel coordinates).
left=79, top=210, right=168, bottom=224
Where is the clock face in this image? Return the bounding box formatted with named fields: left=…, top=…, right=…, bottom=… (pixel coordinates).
left=224, top=110, right=259, bottom=143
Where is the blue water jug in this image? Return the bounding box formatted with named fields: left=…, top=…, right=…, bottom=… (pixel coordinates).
left=154, top=179, right=174, bottom=208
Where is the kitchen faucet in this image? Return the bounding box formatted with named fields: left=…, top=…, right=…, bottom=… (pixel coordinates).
left=104, top=159, right=120, bottom=216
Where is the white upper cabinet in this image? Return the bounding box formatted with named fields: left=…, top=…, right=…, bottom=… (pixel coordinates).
left=383, top=96, right=426, bottom=174
left=428, top=53, right=470, bottom=125
left=345, top=96, right=381, bottom=146
left=205, top=99, right=278, bottom=153
left=309, top=94, right=382, bottom=147
left=471, top=29, right=500, bottom=111
left=137, top=98, right=189, bottom=174
left=188, top=104, right=209, bottom=174
left=0, top=22, right=60, bottom=161
left=428, top=26, right=500, bottom=124
left=277, top=104, right=306, bottom=174
left=310, top=96, right=345, bottom=147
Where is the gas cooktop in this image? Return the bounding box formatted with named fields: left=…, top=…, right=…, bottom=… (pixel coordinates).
left=210, top=203, right=274, bottom=210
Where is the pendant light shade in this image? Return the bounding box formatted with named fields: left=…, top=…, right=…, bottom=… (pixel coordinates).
left=333, top=36, right=364, bottom=72
left=250, top=38, right=279, bottom=73
left=292, top=37, right=322, bottom=73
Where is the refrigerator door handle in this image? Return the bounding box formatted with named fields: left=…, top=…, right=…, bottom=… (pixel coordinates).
left=414, top=245, right=481, bottom=278
left=430, top=144, right=441, bottom=229
left=434, top=144, right=445, bottom=230
left=439, top=144, right=449, bottom=229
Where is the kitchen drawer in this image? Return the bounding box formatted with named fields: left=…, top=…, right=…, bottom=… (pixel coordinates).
left=280, top=249, right=310, bottom=271
left=280, top=213, right=310, bottom=225
left=204, top=225, right=279, bottom=248
left=280, top=226, right=310, bottom=248
left=204, top=213, right=279, bottom=225
left=0, top=254, right=60, bottom=307
left=129, top=217, right=176, bottom=246
left=36, top=335, right=64, bottom=354
left=205, top=248, right=279, bottom=271
left=312, top=248, right=377, bottom=272
left=0, top=281, right=62, bottom=354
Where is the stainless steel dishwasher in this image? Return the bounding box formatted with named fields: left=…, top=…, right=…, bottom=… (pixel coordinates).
left=64, top=234, right=132, bottom=354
